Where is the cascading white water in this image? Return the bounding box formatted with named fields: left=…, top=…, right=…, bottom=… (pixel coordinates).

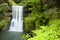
left=9, top=6, right=23, bottom=32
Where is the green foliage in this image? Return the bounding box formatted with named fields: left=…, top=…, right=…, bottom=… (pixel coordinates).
left=51, top=12, right=60, bottom=19
left=0, top=0, right=11, bottom=31
left=0, top=20, right=4, bottom=28
left=21, top=0, right=60, bottom=40
left=23, top=0, right=48, bottom=32
left=0, top=0, right=3, bottom=3
left=22, top=34, right=31, bottom=40
left=18, top=0, right=48, bottom=11
left=18, top=0, right=29, bottom=6
left=28, top=19, right=60, bottom=40
left=49, top=19, right=60, bottom=26
left=0, top=17, right=11, bottom=31
left=8, top=0, right=17, bottom=6
left=15, top=0, right=22, bottom=4
left=24, top=12, right=48, bottom=32
left=0, top=3, right=8, bottom=15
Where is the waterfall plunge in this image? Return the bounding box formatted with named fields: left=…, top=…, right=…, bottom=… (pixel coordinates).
left=9, top=6, right=23, bottom=32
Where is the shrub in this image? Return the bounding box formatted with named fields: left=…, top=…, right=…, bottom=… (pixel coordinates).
left=22, top=34, right=31, bottom=40
left=0, top=3, right=8, bottom=15
left=23, top=0, right=48, bottom=32
left=28, top=19, right=60, bottom=40
left=0, top=17, right=11, bottom=31
left=24, top=12, right=48, bottom=32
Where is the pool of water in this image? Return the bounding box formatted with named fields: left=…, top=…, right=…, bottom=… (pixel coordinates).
left=0, top=31, right=23, bottom=40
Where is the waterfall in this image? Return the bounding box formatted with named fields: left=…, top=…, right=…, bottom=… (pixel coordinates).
left=9, top=6, right=23, bottom=32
